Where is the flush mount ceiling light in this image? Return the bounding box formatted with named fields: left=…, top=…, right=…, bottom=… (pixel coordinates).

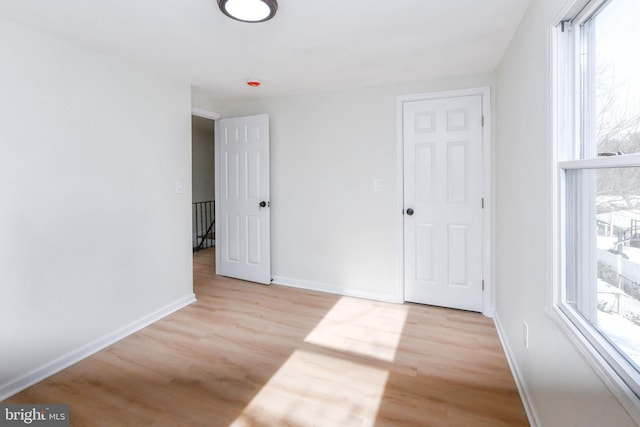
left=218, top=0, right=278, bottom=23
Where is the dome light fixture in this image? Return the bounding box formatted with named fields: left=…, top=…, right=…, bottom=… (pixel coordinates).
left=218, top=0, right=278, bottom=23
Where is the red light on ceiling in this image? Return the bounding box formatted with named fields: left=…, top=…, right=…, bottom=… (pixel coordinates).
left=247, top=79, right=261, bottom=87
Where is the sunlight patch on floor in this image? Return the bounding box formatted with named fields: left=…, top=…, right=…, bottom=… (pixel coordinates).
left=304, top=296, right=409, bottom=362
left=231, top=348, right=389, bottom=427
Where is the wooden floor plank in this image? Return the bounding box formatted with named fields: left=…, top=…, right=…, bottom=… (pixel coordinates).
left=5, top=248, right=529, bottom=426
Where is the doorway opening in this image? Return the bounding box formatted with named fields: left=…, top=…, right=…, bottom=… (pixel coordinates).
left=192, top=115, right=215, bottom=252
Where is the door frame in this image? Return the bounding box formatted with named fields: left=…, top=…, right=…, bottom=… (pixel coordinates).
left=192, top=107, right=222, bottom=121
left=395, top=87, right=493, bottom=316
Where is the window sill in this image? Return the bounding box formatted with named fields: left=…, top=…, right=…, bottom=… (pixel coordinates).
left=549, top=305, right=640, bottom=424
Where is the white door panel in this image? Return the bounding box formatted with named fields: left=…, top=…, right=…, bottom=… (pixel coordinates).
left=404, top=95, right=483, bottom=311
left=216, top=114, right=270, bottom=284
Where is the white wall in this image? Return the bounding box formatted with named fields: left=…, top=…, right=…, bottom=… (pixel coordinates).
left=0, top=17, right=194, bottom=398
left=216, top=75, right=493, bottom=302
left=494, top=0, right=637, bottom=425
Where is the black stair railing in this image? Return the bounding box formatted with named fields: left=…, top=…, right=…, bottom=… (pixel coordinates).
left=193, top=200, right=215, bottom=252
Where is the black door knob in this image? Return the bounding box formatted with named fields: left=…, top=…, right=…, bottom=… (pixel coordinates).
left=406, top=208, right=414, bottom=216
left=259, top=201, right=267, bottom=208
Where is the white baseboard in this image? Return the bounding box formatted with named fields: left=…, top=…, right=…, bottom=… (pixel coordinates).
left=493, top=311, right=541, bottom=427
left=0, top=293, right=196, bottom=401
left=272, top=275, right=402, bottom=304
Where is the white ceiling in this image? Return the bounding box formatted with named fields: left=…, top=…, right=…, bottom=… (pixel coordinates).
left=0, top=0, right=531, bottom=102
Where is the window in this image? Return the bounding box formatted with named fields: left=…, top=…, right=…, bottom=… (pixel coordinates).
left=555, top=0, right=640, bottom=403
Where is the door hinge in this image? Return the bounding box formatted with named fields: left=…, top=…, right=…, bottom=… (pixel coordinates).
left=482, top=279, right=485, bottom=291
left=481, top=198, right=484, bottom=209
left=481, top=116, right=485, bottom=127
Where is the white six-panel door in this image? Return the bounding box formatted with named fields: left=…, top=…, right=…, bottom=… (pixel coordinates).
left=216, top=114, right=270, bottom=284
left=403, top=95, right=484, bottom=312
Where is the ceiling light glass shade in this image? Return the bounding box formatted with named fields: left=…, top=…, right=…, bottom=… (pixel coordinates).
left=218, top=0, right=278, bottom=23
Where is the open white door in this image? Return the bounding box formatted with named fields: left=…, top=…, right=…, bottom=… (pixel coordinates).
left=215, top=114, right=270, bottom=284
left=403, top=95, right=484, bottom=312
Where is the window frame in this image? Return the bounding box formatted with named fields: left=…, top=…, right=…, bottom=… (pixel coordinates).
left=552, top=0, right=640, bottom=418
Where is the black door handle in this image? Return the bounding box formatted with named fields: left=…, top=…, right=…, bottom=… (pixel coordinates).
left=406, top=208, right=414, bottom=216
left=259, top=201, right=267, bottom=208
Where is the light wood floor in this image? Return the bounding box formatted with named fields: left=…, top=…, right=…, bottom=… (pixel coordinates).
left=6, top=249, right=529, bottom=426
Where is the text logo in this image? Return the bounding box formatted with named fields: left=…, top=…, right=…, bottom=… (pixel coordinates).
left=0, top=405, right=68, bottom=427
